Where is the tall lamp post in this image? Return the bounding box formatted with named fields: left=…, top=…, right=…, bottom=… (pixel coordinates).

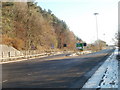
left=94, top=13, right=99, bottom=50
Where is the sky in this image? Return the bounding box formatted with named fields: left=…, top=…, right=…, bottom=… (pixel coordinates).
left=36, top=0, right=119, bottom=45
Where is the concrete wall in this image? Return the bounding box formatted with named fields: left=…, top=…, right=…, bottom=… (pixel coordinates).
left=0, top=44, right=23, bottom=58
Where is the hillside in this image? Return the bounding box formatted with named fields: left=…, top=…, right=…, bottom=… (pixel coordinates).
left=1, top=2, right=79, bottom=51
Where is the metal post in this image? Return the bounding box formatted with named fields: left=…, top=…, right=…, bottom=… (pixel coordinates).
left=2, top=52, right=3, bottom=58
left=8, top=52, right=10, bottom=57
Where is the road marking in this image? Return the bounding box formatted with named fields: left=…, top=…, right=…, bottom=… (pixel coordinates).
left=3, top=80, right=8, bottom=83
left=0, top=55, right=67, bottom=64
left=27, top=73, right=31, bottom=75
left=0, top=56, right=47, bottom=64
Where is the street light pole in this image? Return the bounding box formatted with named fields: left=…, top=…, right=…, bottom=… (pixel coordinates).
left=94, top=13, right=99, bottom=50
left=94, top=13, right=99, bottom=41
left=103, top=33, right=105, bottom=41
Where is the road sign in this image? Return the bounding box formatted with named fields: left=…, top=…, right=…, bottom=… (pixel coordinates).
left=76, top=43, right=83, bottom=50
left=63, top=44, right=67, bottom=47
left=51, top=44, right=54, bottom=49
left=83, top=43, right=87, bottom=46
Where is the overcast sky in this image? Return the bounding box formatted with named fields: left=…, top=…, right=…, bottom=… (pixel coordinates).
left=36, top=0, right=119, bottom=45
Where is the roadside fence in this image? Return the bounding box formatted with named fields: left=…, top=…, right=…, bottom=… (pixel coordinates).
left=0, top=50, right=64, bottom=62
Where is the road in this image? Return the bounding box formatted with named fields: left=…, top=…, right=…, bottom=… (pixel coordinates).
left=2, top=49, right=114, bottom=88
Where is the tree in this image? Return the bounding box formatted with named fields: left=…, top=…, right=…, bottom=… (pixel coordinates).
left=94, top=40, right=106, bottom=50
left=2, top=2, right=78, bottom=51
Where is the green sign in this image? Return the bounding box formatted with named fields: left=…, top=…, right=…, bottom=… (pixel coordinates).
left=76, top=43, right=83, bottom=50
left=76, top=43, right=83, bottom=47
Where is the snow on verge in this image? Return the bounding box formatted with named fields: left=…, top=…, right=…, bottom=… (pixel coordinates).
left=82, top=48, right=118, bottom=88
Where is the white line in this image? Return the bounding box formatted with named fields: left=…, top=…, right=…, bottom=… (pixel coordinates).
left=2, top=80, right=8, bottom=83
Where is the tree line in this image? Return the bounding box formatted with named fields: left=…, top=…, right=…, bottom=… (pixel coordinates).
left=1, top=2, right=79, bottom=51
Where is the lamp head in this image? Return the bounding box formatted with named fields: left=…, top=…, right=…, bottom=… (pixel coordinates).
left=94, top=13, right=99, bottom=15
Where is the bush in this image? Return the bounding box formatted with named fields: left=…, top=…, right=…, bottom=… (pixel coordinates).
left=2, top=34, right=24, bottom=50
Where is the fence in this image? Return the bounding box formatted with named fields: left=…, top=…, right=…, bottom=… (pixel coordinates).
left=0, top=50, right=65, bottom=62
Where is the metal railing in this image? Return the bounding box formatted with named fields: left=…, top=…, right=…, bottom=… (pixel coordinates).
left=0, top=50, right=64, bottom=62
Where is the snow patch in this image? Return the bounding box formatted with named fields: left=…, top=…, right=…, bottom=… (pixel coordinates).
left=82, top=49, right=118, bottom=88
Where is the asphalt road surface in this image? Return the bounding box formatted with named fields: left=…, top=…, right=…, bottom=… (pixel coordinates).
left=2, top=49, right=114, bottom=88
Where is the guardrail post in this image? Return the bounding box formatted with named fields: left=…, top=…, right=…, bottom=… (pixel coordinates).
left=15, top=51, right=17, bottom=56
left=2, top=52, right=3, bottom=58
left=8, top=52, right=10, bottom=57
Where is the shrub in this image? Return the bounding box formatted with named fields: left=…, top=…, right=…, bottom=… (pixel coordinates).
left=2, top=34, right=24, bottom=50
